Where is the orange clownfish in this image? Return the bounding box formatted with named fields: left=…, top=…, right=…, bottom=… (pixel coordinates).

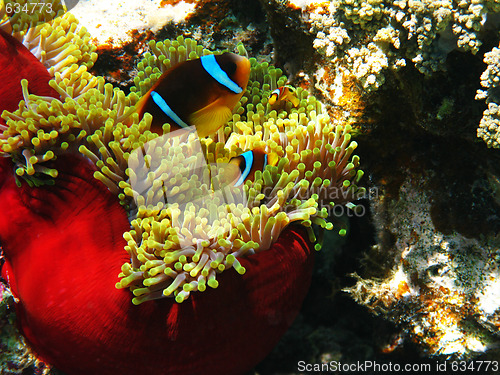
left=137, top=53, right=251, bottom=138
left=228, top=149, right=269, bottom=187
left=268, top=86, right=299, bottom=107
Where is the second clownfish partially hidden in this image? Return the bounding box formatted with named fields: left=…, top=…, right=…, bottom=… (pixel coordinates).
left=211, top=149, right=273, bottom=189
left=136, top=53, right=251, bottom=138
left=268, top=86, right=299, bottom=107
left=228, top=150, right=269, bottom=187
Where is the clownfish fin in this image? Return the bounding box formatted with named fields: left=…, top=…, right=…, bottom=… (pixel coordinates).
left=267, top=152, right=279, bottom=167
left=287, top=91, right=300, bottom=107
left=188, top=98, right=232, bottom=138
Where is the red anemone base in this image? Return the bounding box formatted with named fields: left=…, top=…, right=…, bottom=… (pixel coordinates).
left=0, top=154, right=314, bottom=375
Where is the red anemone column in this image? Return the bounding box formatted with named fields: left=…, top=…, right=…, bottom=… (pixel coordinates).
left=0, top=154, right=314, bottom=375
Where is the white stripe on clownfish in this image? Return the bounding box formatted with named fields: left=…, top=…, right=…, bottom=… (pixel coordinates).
left=150, top=90, right=190, bottom=129
left=201, top=54, right=243, bottom=94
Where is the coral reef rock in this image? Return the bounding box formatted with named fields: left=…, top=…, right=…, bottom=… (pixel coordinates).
left=347, top=176, right=500, bottom=359
left=477, top=41, right=500, bottom=148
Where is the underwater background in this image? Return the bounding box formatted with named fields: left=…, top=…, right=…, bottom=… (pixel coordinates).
left=1, top=0, right=500, bottom=374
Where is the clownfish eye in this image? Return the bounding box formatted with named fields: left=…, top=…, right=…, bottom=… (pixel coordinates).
left=224, top=61, right=237, bottom=75
left=219, top=54, right=238, bottom=76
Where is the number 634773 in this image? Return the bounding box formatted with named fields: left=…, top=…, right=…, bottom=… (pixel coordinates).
left=5, top=2, right=53, bottom=15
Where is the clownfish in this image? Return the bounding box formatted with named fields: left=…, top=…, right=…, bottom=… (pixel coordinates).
left=136, top=53, right=251, bottom=138
left=268, top=86, right=299, bottom=107
left=228, top=149, right=269, bottom=187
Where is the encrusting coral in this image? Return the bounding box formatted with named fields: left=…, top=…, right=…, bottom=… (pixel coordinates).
left=307, top=0, right=500, bottom=90
left=0, top=3, right=364, bottom=308
left=476, top=41, right=500, bottom=148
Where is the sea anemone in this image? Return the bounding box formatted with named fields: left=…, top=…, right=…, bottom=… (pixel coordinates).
left=0, top=8, right=364, bottom=375
left=0, top=28, right=57, bottom=126
left=0, top=152, right=316, bottom=375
